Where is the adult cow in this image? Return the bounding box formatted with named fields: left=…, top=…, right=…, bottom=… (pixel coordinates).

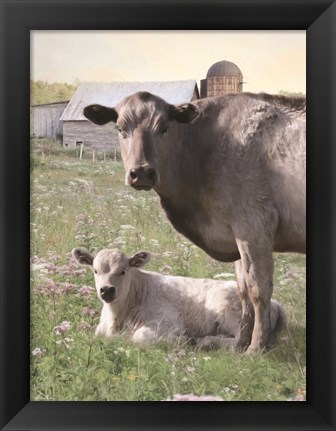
left=83, top=91, right=306, bottom=353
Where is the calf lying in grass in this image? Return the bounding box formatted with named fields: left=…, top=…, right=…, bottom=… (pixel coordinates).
left=72, top=248, right=286, bottom=350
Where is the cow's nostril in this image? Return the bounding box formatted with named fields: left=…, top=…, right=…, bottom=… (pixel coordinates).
left=147, top=168, right=156, bottom=181
left=130, top=170, right=137, bottom=180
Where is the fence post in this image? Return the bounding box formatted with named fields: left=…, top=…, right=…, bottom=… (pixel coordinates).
left=79, top=143, right=84, bottom=160
left=103, top=152, right=106, bottom=162
left=114, top=149, right=117, bottom=161
left=92, top=149, right=96, bottom=163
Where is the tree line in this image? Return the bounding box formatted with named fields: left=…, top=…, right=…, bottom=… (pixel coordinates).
left=31, top=80, right=78, bottom=106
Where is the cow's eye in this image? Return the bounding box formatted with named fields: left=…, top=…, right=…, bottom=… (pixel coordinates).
left=93, top=269, right=97, bottom=274
left=120, top=270, right=126, bottom=276
left=161, top=126, right=168, bottom=135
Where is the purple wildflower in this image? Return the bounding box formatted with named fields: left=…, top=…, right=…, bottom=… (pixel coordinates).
left=78, top=286, right=95, bottom=297
left=82, top=306, right=99, bottom=317
left=78, top=321, right=92, bottom=331
left=54, top=320, right=71, bottom=336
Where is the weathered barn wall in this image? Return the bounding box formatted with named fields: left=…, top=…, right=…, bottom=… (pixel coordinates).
left=32, top=102, right=68, bottom=139
left=63, top=121, right=119, bottom=151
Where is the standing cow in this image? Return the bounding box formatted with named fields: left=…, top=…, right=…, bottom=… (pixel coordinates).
left=83, top=91, right=306, bottom=353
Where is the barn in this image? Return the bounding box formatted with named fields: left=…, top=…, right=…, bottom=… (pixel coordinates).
left=60, top=81, right=199, bottom=151
left=200, top=60, right=243, bottom=98
left=31, top=101, right=69, bottom=139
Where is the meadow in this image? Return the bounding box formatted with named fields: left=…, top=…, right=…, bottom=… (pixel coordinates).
left=30, top=139, right=306, bottom=401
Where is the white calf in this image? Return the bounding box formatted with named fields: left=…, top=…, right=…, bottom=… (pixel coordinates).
left=72, top=248, right=286, bottom=350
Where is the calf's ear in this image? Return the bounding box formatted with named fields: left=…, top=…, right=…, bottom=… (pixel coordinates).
left=169, top=103, right=199, bottom=124
left=129, top=251, right=151, bottom=268
left=83, top=104, right=118, bottom=125
left=72, top=248, right=94, bottom=266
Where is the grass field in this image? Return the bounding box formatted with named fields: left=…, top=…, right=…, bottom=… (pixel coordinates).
left=30, top=139, right=306, bottom=401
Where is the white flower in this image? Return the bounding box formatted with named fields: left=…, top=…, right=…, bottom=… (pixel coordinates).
left=31, top=347, right=45, bottom=357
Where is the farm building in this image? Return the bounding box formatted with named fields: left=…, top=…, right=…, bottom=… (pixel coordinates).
left=200, top=60, right=243, bottom=98
left=31, top=101, right=69, bottom=139
left=60, top=81, right=199, bottom=151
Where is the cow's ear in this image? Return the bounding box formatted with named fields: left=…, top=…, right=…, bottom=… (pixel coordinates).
left=129, top=251, right=151, bottom=268
left=72, top=248, right=94, bottom=266
left=169, top=103, right=199, bottom=123
left=83, top=104, right=118, bottom=125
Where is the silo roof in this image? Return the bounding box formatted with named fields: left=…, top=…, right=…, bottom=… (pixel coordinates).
left=206, top=60, right=242, bottom=78
left=60, top=81, right=198, bottom=121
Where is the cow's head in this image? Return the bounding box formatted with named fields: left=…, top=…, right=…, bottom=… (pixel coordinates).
left=72, top=248, right=150, bottom=304
left=83, top=92, right=199, bottom=190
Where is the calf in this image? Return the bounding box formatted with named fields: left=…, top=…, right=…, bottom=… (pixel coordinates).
left=72, top=247, right=286, bottom=349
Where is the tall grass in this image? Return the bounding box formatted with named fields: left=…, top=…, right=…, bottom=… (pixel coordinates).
left=30, top=140, right=306, bottom=401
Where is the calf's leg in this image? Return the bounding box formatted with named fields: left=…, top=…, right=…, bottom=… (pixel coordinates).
left=132, top=326, right=157, bottom=345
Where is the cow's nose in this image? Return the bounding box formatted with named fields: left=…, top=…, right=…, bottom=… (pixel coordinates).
left=100, top=286, right=116, bottom=303
left=128, top=166, right=156, bottom=189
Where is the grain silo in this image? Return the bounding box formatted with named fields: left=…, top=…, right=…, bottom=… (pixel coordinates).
left=200, top=60, right=243, bottom=98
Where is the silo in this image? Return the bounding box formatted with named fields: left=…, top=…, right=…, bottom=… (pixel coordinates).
left=201, top=60, right=243, bottom=98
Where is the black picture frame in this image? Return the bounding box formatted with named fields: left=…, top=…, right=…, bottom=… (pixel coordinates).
left=1, top=0, right=335, bottom=430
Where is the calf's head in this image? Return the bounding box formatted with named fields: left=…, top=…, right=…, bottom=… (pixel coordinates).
left=83, top=92, right=199, bottom=190
left=72, top=248, right=150, bottom=304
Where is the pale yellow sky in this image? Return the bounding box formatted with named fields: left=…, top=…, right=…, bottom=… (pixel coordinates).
left=31, top=31, right=306, bottom=94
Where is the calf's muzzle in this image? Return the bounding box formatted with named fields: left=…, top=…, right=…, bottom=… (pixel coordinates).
left=100, top=286, right=116, bottom=303
left=127, top=166, right=157, bottom=190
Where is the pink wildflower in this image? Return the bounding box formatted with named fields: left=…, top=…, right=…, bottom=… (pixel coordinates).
left=78, top=286, right=95, bottom=297
left=82, top=306, right=99, bottom=317
left=78, top=321, right=92, bottom=331
left=54, top=320, right=71, bottom=336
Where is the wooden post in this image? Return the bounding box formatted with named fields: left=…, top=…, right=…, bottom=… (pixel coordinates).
left=103, top=152, right=106, bottom=161
left=92, top=149, right=96, bottom=163
left=114, top=149, right=117, bottom=162
left=79, top=143, right=84, bottom=160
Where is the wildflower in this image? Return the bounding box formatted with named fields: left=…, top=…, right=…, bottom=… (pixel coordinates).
left=168, top=394, right=223, bottom=401
left=62, top=282, right=76, bottom=293
left=128, top=371, right=136, bottom=382
left=120, top=224, right=135, bottom=230
left=54, top=321, right=71, bottom=336
left=31, top=347, right=45, bottom=357
left=203, top=356, right=211, bottom=362
left=78, top=285, right=95, bottom=297
left=186, top=366, right=196, bottom=373
left=82, top=306, right=99, bottom=317
left=78, top=321, right=91, bottom=331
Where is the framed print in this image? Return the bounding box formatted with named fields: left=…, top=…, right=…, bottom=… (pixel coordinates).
left=1, top=0, right=335, bottom=430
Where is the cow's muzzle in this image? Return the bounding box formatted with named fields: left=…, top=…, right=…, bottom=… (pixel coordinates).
left=100, top=286, right=116, bottom=303
left=127, top=166, right=157, bottom=190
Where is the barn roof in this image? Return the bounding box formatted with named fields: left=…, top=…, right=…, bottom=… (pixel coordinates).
left=60, top=81, right=198, bottom=121
left=32, top=100, right=70, bottom=108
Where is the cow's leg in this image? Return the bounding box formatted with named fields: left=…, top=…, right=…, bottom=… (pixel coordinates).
left=235, top=237, right=274, bottom=353
left=234, top=259, right=255, bottom=351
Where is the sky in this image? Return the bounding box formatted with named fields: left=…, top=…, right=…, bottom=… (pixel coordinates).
left=31, top=31, right=306, bottom=94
